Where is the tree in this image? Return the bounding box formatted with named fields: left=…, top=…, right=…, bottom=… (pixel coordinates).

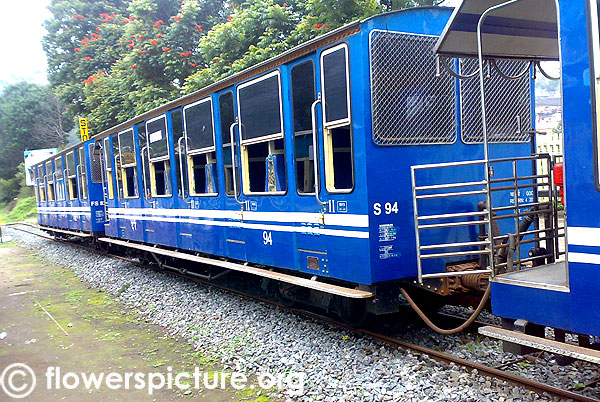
left=0, top=83, right=71, bottom=180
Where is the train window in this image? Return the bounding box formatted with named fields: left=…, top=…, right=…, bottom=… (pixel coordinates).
left=171, top=110, right=185, bottom=198
left=55, top=157, right=65, bottom=201
left=238, top=71, right=284, bottom=143
left=37, top=165, right=46, bottom=202
left=460, top=58, right=531, bottom=143
left=590, top=0, right=600, bottom=185
left=89, top=143, right=104, bottom=184
left=112, top=134, right=123, bottom=199
left=184, top=98, right=215, bottom=152
left=237, top=72, right=286, bottom=194
left=219, top=91, right=239, bottom=196
left=146, top=115, right=169, bottom=160
left=370, top=31, right=456, bottom=145
left=145, top=115, right=171, bottom=197
left=117, top=129, right=138, bottom=198
left=320, top=44, right=354, bottom=192
left=77, top=147, right=88, bottom=200
left=45, top=161, right=55, bottom=201
left=137, top=123, right=150, bottom=198
left=183, top=99, right=218, bottom=196
left=321, top=44, right=350, bottom=127
left=102, top=138, right=113, bottom=199
left=66, top=151, right=78, bottom=200
left=291, top=60, right=316, bottom=194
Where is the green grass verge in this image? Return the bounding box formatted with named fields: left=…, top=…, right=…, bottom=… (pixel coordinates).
left=0, top=196, right=37, bottom=223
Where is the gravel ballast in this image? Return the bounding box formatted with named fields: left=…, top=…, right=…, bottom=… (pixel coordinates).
left=6, top=226, right=598, bottom=401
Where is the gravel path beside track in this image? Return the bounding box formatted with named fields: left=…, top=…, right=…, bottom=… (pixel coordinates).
left=6, top=226, right=597, bottom=402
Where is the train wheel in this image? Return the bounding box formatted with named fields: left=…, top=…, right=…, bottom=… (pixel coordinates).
left=338, top=297, right=368, bottom=327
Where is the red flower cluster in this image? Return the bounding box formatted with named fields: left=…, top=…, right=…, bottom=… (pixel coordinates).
left=179, top=50, right=192, bottom=57
left=85, top=56, right=92, bottom=60
left=139, top=35, right=145, bottom=40
left=122, top=19, right=129, bottom=23
left=74, top=48, right=81, bottom=52
left=152, top=20, right=164, bottom=28
left=130, top=64, right=138, bottom=69
left=227, top=16, right=232, bottom=21
left=194, top=25, right=202, bottom=31
left=162, top=47, right=170, bottom=52
left=74, top=14, right=84, bottom=19
left=129, top=15, right=136, bottom=20
left=314, top=24, right=323, bottom=29
left=100, top=13, right=116, bottom=23
left=81, top=37, right=90, bottom=44
left=283, top=2, right=287, bottom=6
left=156, top=33, right=164, bottom=38
left=174, top=16, right=181, bottom=21
left=90, top=33, right=100, bottom=40
left=191, top=62, right=198, bottom=67
left=82, top=71, right=105, bottom=84
left=138, top=50, right=144, bottom=54
left=96, top=27, right=101, bottom=31
left=128, top=44, right=134, bottom=48
left=150, top=39, right=159, bottom=45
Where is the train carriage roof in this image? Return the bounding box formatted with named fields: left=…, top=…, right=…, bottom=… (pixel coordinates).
left=434, top=0, right=559, bottom=61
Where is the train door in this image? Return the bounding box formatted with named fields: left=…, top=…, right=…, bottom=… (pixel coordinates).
left=53, top=155, right=68, bottom=229
left=65, top=150, right=81, bottom=231
left=140, top=115, right=177, bottom=247
left=234, top=70, right=294, bottom=269
left=219, top=90, right=246, bottom=261
left=113, top=128, right=144, bottom=241
left=76, top=145, right=92, bottom=231
left=45, top=160, right=57, bottom=227
left=177, top=99, right=223, bottom=255
left=101, top=136, right=119, bottom=238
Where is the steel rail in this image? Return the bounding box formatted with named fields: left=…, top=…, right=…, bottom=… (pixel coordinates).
left=5, top=223, right=599, bottom=402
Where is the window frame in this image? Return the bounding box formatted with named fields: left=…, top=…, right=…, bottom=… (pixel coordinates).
left=236, top=70, right=285, bottom=146
left=320, top=43, right=352, bottom=129
left=588, top=0, right=600, bottom=190
left=218, top=90, right=239, bottom=198
left=103, top=137, right=115, bottom=199
left=77, top=146, right=89, bottom=200
left=54, top=156, right=66, bottom=201
left=116, top=129, right=139, bottom=199
left=290, top=59, right=317, bottom=196
left=65, top=151, right=78, bottom=201
left=183, top=97, right=216, bottom=155
left=45, top=160, right=56, bottom=201
left=145, top=114, right=170, bottom=163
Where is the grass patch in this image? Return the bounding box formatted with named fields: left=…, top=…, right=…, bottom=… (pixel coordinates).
left=0, top=196, right=37, bottom=223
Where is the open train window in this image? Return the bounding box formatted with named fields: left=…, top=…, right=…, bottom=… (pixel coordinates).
left=145, top=115, right=171, bottom=197
left=291, top=60, right=316, bottom=194
left=117, top=129, right=138, bottom=198
left=66, top=151, right=78, bottom=200
left=77, top=147, right=88, bottom=200
left=37, top=165, right=46, bottom=202
left=237, top=71, right=286, bottom=194
left=102, top=137, right=113, bottom=199
left=45, top=161, right=55, bottom=201
left=170, top=109, right=185, bottom=198
left=55, top=156, right=65, bottom=201
left=184, top=98, right=218, bottom=196
left=219, top=91, right=239, bottom=196
left=320, top=44, right=354, bottom=192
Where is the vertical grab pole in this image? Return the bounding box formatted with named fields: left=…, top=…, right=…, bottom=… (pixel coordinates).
left=178, top=136, right=193, bottom=206
left=476, top=0, right=519, bottom=277
left=229, top=120, right=244, bottom=208
left=310, top=94, right=327, bottom=210
left=411, top=166, right=423, bottom=284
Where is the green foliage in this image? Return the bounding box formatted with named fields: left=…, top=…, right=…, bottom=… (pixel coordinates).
left=0, top=83, right=70, bottom=180
left=1, top=197, right=37, bottom=223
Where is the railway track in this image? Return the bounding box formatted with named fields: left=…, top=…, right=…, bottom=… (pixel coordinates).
left=5, top=222, right=599, bottom=402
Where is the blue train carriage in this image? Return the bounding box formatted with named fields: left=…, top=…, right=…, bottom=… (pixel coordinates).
left=89, top=5, right=536, bottom=323
left=425, top=0, right=600, bottom=361
left=33, top=140, right=106, bottom=237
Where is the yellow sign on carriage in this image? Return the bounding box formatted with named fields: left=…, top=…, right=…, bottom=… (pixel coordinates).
left=79, top=118, right=89, bottom=142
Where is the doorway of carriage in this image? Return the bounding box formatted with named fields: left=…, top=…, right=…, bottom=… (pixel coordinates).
left=136, top=117, right=178, bottom=247
left=172, top=94, right=227, bottom=257
left=106, top=127, right=145, bottom=241
left=63, top=150, right=81, bottom=231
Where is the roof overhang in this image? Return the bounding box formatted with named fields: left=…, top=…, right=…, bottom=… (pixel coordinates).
left=434, top=0, right=559, bottom=61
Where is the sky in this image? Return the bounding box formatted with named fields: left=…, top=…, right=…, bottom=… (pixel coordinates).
left=0, top=0, right=52, bottom=90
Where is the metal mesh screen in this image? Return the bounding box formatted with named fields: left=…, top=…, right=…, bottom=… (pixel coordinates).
left=460, top=59, right=532, bottom=143
left=370, top=31, right=456, bottom=145
left=89, top=143, right=104, bottom=184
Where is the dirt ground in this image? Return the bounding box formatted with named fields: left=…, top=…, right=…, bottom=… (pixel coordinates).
left=0, top=241, right=270, bottom=401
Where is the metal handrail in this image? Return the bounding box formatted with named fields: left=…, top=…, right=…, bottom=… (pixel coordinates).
left=140, top=145, right=150, bottom=199
left=177, top=136, right=193, bottom=206
left=229, top=120, right=244, bottom=208
left=311, top=94, right=327, bottom=209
